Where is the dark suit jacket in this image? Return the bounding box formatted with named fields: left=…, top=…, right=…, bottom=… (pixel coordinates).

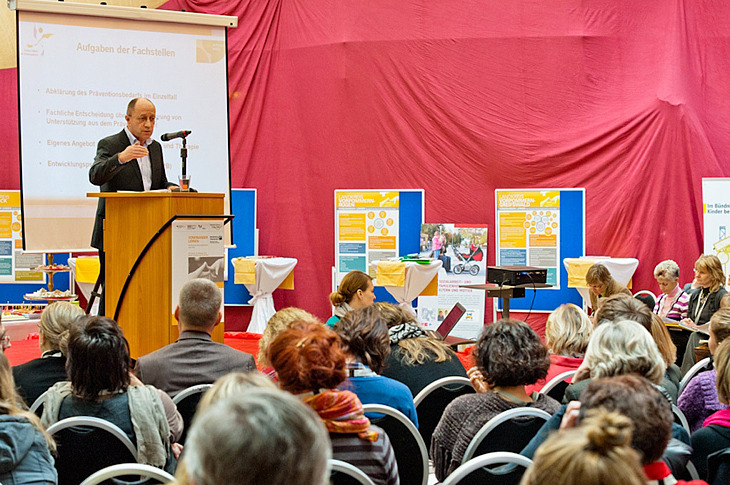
left=89, top=130, right=174, bottom=249
left=12, top=355, right=67, bottom=407
left=133, top=330, right=256, bottom=397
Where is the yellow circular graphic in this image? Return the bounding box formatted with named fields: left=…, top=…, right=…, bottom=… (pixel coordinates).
left=12, top=222, right=21, bottom=232
left=368, top=226, right=375, bottom=233
left=539, top=211, right=544, bottom=215
left=545, top=227, right=553, bottom=235
left=552, top=222, right=558, bottom=228
left=531, top=221, right=536, bottom=226
left=526, top=214, right=532, bottom=220
left=379, top=211, right=387, bottom=218
left=381, top=228, right=389, bottom=235
left=530, top=227, right=536, bottom=233
left=16, top=213, right=22, bottom=221
left=524, top=222, right=531, bottom=228
left=367, top=211, right=375, bottom=219
left=546, top=211, right=551, bottom=216
left=386, top=218, right=394, bottom=226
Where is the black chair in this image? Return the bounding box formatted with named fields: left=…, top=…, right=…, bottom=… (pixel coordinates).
left=329, top=459, right=376, bottom=485
left=361, top=404, right=429, bottom=485
left=47, top=416, right=138, bottom=485
left=708, top=448, right=730, bottom=485
left=442, top=452, right=533, bottom=485
left=462, top=407, right=552, bottom=463
left=539, top=370, right=576, bottom=403
left=80, top=463, right=174, bottom=485
left=413, top=376, right=475, bottom=448
left=172, top=383, right=213, bottom=445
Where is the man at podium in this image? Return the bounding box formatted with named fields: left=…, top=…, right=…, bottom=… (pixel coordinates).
left=89, top=98, right=178, bottom=314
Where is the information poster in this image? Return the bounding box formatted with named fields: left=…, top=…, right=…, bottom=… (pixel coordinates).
left=495, top=190, right=561, bottom=288
left=702, top=178, right=730, bottom=279
left=0, top=192, right=44, bottom=284
left=417, top=224, right=488, bottom=339
left=335, top=191, right=399, bottom=282
left=171, top=219, right=225, bottom=317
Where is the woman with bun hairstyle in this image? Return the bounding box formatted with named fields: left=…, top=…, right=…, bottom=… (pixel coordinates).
left=13, top=301, right=85, bottom=405
left=520, top=409, right=645, bottom=485
left=268, top=322, right=399, bottom=485
left=326, top=270, right=376, bottom=327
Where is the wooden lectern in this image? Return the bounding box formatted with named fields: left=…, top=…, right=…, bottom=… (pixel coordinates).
left=88, top=192, right=226, bottom=359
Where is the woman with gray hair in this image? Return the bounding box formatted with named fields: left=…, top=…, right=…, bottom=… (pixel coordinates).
left=563, top=320, right=667, bottom=402
left=12, top=301, right=85, bottom=405
left=653, top=259, right=690, bottom=321
left=184, top=388, right=331, bottom=485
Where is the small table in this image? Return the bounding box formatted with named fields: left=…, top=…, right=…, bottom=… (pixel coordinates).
left=460, top=283, right=553, bottom=318
left=374, top=260, right=442, bottom=319
left=563, top=257, right=639, bottom=309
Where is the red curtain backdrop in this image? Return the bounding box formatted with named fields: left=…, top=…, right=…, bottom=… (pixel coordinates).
left=3, top=0, right=730, bottom=321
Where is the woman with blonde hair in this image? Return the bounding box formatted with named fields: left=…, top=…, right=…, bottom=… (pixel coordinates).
left=326, top=270, right=375, bottom=327
left=0, top=352, right=57, bottom=484
left=526, top=303, right=591, bottom=393
left=681, top=254, right=728, bottom=373
left=257, top=307, right=322, bottom=368
left=378, top=303, right=466, bottom=396
left=520, top=409, right=645, bottom=485
left=585, top=263, right=631, bottom=312
left=13, top=301, right=85, bottom=405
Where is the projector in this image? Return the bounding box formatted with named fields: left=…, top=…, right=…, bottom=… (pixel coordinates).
left=487, top=266, right=548, bottom=286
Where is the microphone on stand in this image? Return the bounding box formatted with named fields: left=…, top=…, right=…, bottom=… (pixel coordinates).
left=160, top=130, right=191, bottom=141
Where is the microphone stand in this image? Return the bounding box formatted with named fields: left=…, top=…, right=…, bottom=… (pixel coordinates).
left=180, top=136, right=188, bottom=177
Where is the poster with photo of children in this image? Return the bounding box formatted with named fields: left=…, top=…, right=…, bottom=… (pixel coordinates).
left=417, top=224, right=488, bottom=339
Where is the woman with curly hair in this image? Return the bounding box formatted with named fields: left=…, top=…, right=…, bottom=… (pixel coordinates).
left=268, top=322, right=399, bottom=485
left=430, top=319, right=560, bottom=481
left=334, top=305, right=418, bottom=427
left=378, top=303, right=466, bottom=396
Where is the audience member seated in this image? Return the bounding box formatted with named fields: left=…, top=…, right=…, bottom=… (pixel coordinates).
left=564, top=320, right=668, bottom=403
left=134, top=279, right=255, bottom=397
left=430, top=319, right=560, bottom=482
left=327, top=270, right=375, bottom=327
left=691, top=338, right=730, bottom=479
left=526, top=303, right=591, bottom=394
left=650, top=313, right=682, bottom=396
left=678, top=309, right=730, bottom=432
left=184, top=388, right=331, bottom=485
left=654, top=259, right=691, bottom=321
left=12, top=302, right=85, bottom=406
left=377, top=302, right=467, bottom=396
left=269, top=322, right=399, bottom=485
left=591, top=294, right=680, bottom=401
left=41, top=316, right=179, bottom=471
left=681, top=255, right=728, bottom=374
left=334, top=306, right=418, bottom=427
left=585, top=263, right=631, bottom=313
left=0, top=352, right=57, bottom=485
left=722, top=293, right=730, bottom=309
left=257, top=307, right=322, bottom=376
left=520, top=409, right=646, bottom=485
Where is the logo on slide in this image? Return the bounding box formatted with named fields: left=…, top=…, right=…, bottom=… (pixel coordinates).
left=196, top=40, right=225, bottom=63
left=22, top=26, right=54, bottom=57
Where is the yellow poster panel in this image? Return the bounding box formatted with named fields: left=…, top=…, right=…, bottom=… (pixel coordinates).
left=338, top=213, right=367, bottom=240
left=529, top=233, right=557, bottom=247
left=368, top=236, right=397, bottom=250
left=336, top=191, right=399, bottom=209
left=0, top=213, right=11, bottom=239
left=499, top=212, right=527, bottom=248
left=497, top=190, right=560, bottom=209
left=0, top=192, right=21, bottom=209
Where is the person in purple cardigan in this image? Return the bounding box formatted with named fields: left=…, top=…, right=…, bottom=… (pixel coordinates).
left=678, top=308, right=730, bottom=431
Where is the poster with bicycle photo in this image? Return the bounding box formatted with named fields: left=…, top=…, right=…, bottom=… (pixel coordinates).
left=417, top=224, right=487, bottom=339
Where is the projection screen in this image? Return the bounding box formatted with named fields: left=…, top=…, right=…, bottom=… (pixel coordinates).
left=16, top=2, right=235, bottom=251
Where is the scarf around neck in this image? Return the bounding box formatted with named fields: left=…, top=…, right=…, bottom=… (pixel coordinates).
left=302, top=389, right=378, bottom=442
left=334, top=302, right=356, bottom=318
left=388, top=321, right=426, bottom=344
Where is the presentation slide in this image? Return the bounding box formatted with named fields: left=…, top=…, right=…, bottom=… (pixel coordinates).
left=18, top=10, right=231, bottom=251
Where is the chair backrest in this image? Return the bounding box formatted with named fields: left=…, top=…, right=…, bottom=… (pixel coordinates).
left=708, top=448, right=730, bottom=485
left=47, top=416, right=138, bottom=485
left=172, top=383, right=213, bottom=445
left=442, top=452, right=533, bottom=485
left=672, top=404, right=691, bottom=434
left=30, top=389, right=50, bottom=416
left=80, top=463, right=174, bottom=485
left=633, top=289, right=657, bottom=300
left=329, top=459, right=377, bottom=485
left=362, top=404, right=429, bottom=485
left=679, top=357, right=712, bottom=395
left=539, top=370, right=577, bottom=403
left=413, top=376, right=475, bottom=447
left=462, top=407, right=551, bottom=463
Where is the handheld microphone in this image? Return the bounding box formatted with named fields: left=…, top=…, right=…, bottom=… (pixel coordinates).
left=160, top=130, right=191, bottom=141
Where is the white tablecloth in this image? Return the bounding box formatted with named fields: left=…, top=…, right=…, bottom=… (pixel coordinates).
left=239, top=257, right=298, bottom=334
left=563, top=257, right=639, bottom=308
left=375, top=260, right=442, bottom=319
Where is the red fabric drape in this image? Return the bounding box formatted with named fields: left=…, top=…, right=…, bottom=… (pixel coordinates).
left=3, top=0, right=730, bottom=322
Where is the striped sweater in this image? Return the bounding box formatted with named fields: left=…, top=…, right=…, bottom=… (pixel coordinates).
left=330, top=424, right=399, bottom=485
